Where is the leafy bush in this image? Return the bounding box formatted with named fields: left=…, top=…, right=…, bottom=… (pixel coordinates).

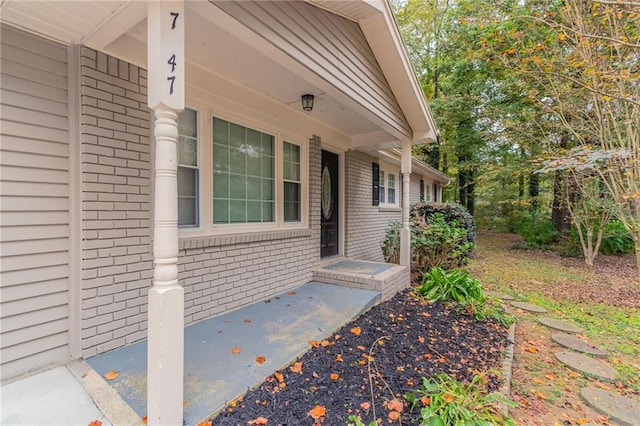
left=405, top=373, right=517, bottom=426
left=412, top=202, right=476, bottom=248
left=511, top=214, right=559, bottom=249
left=600, top=220, right=635, bottom=255
left=461, top=299, right=516, bottom=328
left=560, top=220, right=635, bottom=257
left=413, top=214, right=474, bottom=272
left=382, top=211, right=474, bottom=272
left=416, top=267, right=485, bottom=303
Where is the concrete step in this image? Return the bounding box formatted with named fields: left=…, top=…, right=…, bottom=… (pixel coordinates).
left=551, top=333, right=607, bottom=358
left=555, top=351, right=618, bottom=382
left=538, top=317, right=583, bottom=333
left=510, top=301, right=548, bottom=313
left=581, top=387, right=640, bottom=426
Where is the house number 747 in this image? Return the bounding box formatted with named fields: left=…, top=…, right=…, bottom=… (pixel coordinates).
left=167, top=12, right=179, bottom=95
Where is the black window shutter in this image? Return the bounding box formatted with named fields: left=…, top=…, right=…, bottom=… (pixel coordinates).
left=433, top=183, right=437, bottom=201
left=372, top=163, right=380, bottom=206
left=420, top=179, right=425, bottom=202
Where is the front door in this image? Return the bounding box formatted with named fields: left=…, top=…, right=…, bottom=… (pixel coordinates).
left=320, top=150, right=339, bottom=257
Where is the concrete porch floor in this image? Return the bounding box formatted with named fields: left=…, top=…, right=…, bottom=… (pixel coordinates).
left=86, top=281, right=381, bottom=426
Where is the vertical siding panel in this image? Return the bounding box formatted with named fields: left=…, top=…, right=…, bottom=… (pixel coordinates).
left=0, top=25, right=70, bottom=380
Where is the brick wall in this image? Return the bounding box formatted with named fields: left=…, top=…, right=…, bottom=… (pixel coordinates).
left=179, top=136, right=322, bottom=325
left=80, top=47, right=152, bottom=357
left=344, top=150, right=402, bottom=262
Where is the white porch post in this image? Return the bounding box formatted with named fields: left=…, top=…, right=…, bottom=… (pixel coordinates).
left=147, top=1, right=185, bottom=425
left=400, top=138, right=412, bottom=266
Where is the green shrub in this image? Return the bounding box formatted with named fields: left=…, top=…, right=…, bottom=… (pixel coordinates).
left=600, top=220, right=635, bottom=255
left=416, top=267, right=485, bottom=303
left=511, top=214, right=559, bottom=248
left=382, top=212, right=474, bottom=272
left=412, top=202, right=476, bottom=247
left=461, top=299, right=516, bottom=328
left=413, top=214, right=474, bottom=272
left=405, top=373, right=517, bottom=426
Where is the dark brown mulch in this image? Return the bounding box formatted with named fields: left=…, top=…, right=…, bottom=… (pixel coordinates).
left=212, top=289, right=510, bottom=426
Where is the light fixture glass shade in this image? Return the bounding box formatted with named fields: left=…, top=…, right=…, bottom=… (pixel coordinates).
left=301, top=94, right=314, bottom=111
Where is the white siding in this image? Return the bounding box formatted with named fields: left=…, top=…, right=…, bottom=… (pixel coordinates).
left=0, top=25, right=71, bottom=380
left=212, top=0, right=411, bottom=138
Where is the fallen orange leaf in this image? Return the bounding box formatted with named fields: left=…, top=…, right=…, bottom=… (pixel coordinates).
left=309, top=340, right=319, bottom=348
left=537, top=392, right=546, bottom=400
left=229, top=400, right=237, bottom=407
left=387, top=399, right=404, bottom=412
left=545, top=374, right=557, bottom=381
left=232, top=347, right=241, bottom=354
left=356, top=345, right=366, bottom=351
left=533, top=377, right=544, bottom=384
left=418, top=336, right=425, bottom=344
left=248, top=418, right=268, bottom=426
left=103, top=370, right=118, bottom=380
left=141, top=416, right=148, bottom=424
left=360, top=402, right=370, bottom=410
left=330, top=373, right=339, bottom=380
left=183, top=400, right=188, bottom=406
left=443, top=394, right=453, bottom=403
left=274, top=372, right=284, bottom=383
left=244, top=319, right=252, bottom=323
left=596, top=383, right=611, bottom=390
left=87, top=421, right=102, bottom=426
left=290, top=362, right=303, bottom=373
left=321, top=340, right=330, bottom=347
left=335, top=354, right=343, bottom=362
left=388, top=411, right=400, bottom=421
left=287, top=291, right=296, bottom=295
left=350, top=327, right=361, bottom=336
left=525, top=347, right=539, bottom=353
left=196, top=421, right=212, bottom=426
left=420, top=396, right=430, bottom=405
left=357, top=360, right=366, bottom=365
left=308, top=405, right=326, bottom=420
left=568, top=371, right=581, bottom=378
left=255, top=356, right=266, bottom=364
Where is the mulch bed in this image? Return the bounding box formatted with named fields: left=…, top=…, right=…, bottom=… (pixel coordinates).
left=212, top=288, right=510, bottom=425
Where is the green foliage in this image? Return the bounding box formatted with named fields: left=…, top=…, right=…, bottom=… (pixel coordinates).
left=346, top=415, right=376, bottom=426
left=461, top=299, right=516, bottom=328
left=416, top=267, right=485, bottom=304
left=561, top=220, right=635, bottom=257
left=510, top=214, right=559, bottom=249
left=405, top=373, right=517, bottom=426
left=412, top=202, right=476, bottom=247
left=381, top=209, right=474, bottom=271
left=412, top=214, right=475, bottom=272
left=600, top=221, right=636, bottom=255
left=381, top=221, right=402, bottom=265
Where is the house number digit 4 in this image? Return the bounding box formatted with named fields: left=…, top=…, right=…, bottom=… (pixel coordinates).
left=167, top=12, right=179, bottom=95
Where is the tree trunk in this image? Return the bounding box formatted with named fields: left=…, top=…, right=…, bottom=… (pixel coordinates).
left=551, top=170, right=571, bottom=235
left=529, top=172, right=540, bottom=213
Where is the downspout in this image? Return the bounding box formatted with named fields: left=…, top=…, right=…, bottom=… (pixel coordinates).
left=400, top=138, right=412, bottom=266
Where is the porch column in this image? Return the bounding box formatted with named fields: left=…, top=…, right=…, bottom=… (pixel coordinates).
left=147, top=2, right=185, bottom=425
left=400, top=138, right=412, bottom=266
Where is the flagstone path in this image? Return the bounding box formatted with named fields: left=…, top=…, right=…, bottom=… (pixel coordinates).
left=493, top=293, right=640, bottom=425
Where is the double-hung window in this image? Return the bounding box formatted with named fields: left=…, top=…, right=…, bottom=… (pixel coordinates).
left=178, top=108, right=199, bottom=228
left=175, top=108, right=306, bottom=232
left=378, top=167, right=398, bottom=207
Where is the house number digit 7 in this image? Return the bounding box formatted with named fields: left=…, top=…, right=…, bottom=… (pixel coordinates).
left=170, top=12, right=179, bottom=29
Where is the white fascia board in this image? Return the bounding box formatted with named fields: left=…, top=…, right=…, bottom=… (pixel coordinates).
left=359, top=1, right=439, bottom=143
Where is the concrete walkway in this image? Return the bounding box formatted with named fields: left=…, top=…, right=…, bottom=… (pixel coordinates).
left=86, top=281, right=380, bottom=426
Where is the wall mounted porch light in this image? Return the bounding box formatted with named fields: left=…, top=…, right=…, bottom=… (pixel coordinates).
left=301, top=94, right=314, bottom=111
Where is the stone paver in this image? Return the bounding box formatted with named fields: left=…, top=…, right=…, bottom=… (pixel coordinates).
left=486, top=291, right=515, bottom=301
left=551, top=333, right=608, bottom=358
left=510, top=301, right=548, bottom=313
left=555, top=351, right=618, bottom=382
left=581, top=387, right=640, bottom=426
left=538, top=317, right=583, bottom=333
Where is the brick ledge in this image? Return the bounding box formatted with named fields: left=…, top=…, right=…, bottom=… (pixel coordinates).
left=179, top=228, right=313, bottom=249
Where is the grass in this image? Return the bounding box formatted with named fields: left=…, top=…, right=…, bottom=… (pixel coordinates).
left=467, top=233, right=640, bottom=394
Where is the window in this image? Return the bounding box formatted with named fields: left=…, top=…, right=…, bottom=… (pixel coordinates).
left=376, top=165, right=399, bottom=208
left=174, top=109, right=307, bottom=233
left=212, top=117, right=274, bottom=224
left=283, top=141, right=301, bottom=222
left=178, top=108, right=199, bottom=228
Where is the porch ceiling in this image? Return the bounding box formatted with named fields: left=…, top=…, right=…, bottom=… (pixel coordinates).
left=0, top=0, right=434, bottom=148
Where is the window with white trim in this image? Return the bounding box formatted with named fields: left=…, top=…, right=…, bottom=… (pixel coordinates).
left=378, top=167, right=399, bottom=207
left=177, top=108, right=199, bottom=228
left=176, top=109, right=307, bottom=233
